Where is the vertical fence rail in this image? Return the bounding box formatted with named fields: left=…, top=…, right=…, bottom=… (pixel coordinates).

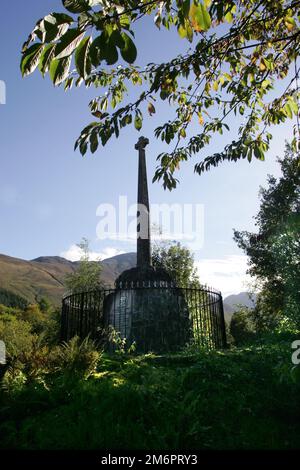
left=61, top=286, right=227, bottom=351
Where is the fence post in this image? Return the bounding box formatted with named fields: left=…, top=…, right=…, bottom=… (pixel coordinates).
left=60, top=299, right=67, bottom=342
left=219, top=295, right=228, bottom=348
left=79, top=292, right=85, bottom=338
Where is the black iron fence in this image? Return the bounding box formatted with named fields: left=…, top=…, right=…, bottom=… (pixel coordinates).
left=61, top=285, right=227, bottom=353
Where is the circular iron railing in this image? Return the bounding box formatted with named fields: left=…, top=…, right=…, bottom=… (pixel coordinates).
left=61, top=284, right=227, bottom=353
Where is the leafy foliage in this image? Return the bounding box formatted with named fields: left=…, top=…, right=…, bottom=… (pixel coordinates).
left=1, top=343, right=300, bottom=449
left=21, top=0, right=300, bottom=189
left=0, top=288, right=28, bottom=309
left=0, top=301, right=101, bottom=391
left=234, top=143, right=300, bottom=327
left=64, top=238, right=104, bottom=293
left=0, top=314, right=33, bottom=361
left=51, top=336, right=101, bottom=378
left=0, top=289, right=299, bottom=450
left=229, top=306, right=256, bottom=346
left=152, top=241, right=200, bottom=287
left=0, top=301, right=60, bottom=361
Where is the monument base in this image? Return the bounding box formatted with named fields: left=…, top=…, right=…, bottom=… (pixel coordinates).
left=103, top=267, right=192, bottom=353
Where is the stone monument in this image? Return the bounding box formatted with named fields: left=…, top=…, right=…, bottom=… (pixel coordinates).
left=104, top=137, right=191, bottom=352
left=115, top=136, right=173, bottom=286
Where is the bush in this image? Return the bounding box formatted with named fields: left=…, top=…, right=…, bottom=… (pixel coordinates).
left=50, top=336, right=101, bottom=379
left=1, top=344, right=300, bottom=450
left=0, top=315, right=33, bottom=360
left=0, top=288, right=28, bottom=309
left=229, top=307, right=256, bottom=346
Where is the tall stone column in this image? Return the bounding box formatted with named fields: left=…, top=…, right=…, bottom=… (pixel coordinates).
left=135, top=136, right=152, bottom=268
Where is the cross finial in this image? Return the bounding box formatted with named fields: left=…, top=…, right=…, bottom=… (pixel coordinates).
left=135, top=136, right=149, bottom=151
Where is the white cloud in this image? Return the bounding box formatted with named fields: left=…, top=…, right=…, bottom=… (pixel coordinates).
left=61, top=245, right=125, bottom=262
left=61, top=246, right=254, bottom=297
left=196, top=255, right=254, bottom=297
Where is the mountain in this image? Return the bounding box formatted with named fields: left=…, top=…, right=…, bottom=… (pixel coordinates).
left=0, top=253, right=136, bottom=307
left=101, top=252, right=136, bottom=280
left=223, top=291, right=257, bottom=322
left=0, top=252, right=256, bottom=319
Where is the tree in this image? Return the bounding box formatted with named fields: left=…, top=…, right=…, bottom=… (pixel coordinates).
left=234, top=143, right=300, bottom=327
left=64, top=238, right=104, bottom=292
left=229, top=306, right=255, bottom=346
left=0, top=288, right=28, bottom=309
left=0, top=314, right=33, bottom=361
left=21, top=1, right=300, bottom=190
left=152, top=241, right=200, bottom=287
left=21, top=304, right=46, bottom=333
left=38, top=297, right=53, bottom=314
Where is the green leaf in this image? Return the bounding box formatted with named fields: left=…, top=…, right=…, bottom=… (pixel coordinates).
left=55, top=29, right=85, bottom=59
left=186, top=23, right=193, bottom=42
left=63, top=0, right=91, bottom=14
left=254, top=144, right=264, bottom=160
left=90, top=32, right=119, bottom=65
left=43, top=13, right=73, bottom=42
left=182, top=0, right=191, bottom=18
left=120, top=33, right=137, bottom=64
left=224, top=4, right=236, bottom=23
left=21, top=44, right=44, bottom=77
left=79, top=139, right=88, bottom=155
left=120, top=14, right=130, bottom=29
left=105, top=43, right=118, bottom=65
left=189, top=2, right=211, bottom=32
left=134, top=113, right=143, bottom=131
left=261, top=79, right=271, bottom=89
left=45, top=22, right=70, bottom=43
left=178, top=21, right=193, bottom=42
left=178, top=24, right=187, bottom=39
left=50, top=56, right=72, bottom=85
left=287, top=97, right=298, bottom=115
left=283, top=102, right=293, bottom=119
left=110, top=30, right=125, bottom=49
left=285, top=16, right=296, bottom=31
left=47, top=12, right=74, bottom=24
left=38, top=44, right=56, bottom=77
left=225, top=11, right=233, bottom=23
left=75, top=36, right=92, bottom=79
left=89, top=34, right=106, bottom=67
left=90, top=130, right=98, bottom=153
left=64, top=76, right=74, bottom=90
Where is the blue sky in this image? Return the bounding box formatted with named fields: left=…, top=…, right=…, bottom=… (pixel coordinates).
left=0, top=1, right=294, bottom=295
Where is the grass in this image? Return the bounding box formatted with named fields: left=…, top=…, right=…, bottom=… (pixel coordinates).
left=0, top=340, right=299, bottom=450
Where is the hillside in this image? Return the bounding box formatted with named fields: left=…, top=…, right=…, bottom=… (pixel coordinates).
left=0, top=252, right=254, bottom=314
left=223, top=291, right=257, bottom=321
left=0, top=253, right=136, bottom=307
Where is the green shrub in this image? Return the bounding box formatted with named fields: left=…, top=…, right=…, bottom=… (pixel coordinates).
left=0, top=288, right=28, bottom=309
left=50, top=336, right=101, bottom=379
left=0, top=315, right=33, bottom=360
left=230, top=307, right=256, bottom=346
left=1, top=344, right=300, bottom=450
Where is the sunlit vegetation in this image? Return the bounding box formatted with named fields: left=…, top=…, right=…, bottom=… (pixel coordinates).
left=0, top=298, right=299, bottom=449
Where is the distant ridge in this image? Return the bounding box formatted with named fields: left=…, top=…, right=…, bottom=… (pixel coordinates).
left=0, top=252, right=255, bottom=316
left=223, top=291, right=257, bottom=321
left=0, top=252, right=136, bottom=307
